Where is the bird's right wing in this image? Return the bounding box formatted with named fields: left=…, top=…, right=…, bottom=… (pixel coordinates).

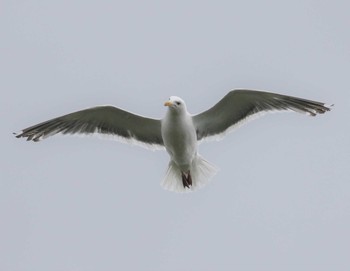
left=193, top=89, right=332, bottom=142
left=15, top=105, right=164, bottom=150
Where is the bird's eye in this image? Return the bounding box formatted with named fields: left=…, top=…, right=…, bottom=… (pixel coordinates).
left=175, top=101, right=181, bottom=105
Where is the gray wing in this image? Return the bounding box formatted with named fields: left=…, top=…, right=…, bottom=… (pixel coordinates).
left=193, top=89, right=332, bottom=141
left=15, top=105, right=164, bottom=149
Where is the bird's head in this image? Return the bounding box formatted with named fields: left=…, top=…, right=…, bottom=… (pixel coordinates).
left=164, top=96, right=187, bottom=114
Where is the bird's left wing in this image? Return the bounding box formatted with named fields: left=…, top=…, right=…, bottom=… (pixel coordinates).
left=15, top=105, right=164, bottom=150
left=193, top=89, right=332, bottom=142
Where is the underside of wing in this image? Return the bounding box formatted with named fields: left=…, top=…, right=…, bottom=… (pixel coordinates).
left=193, top=89, right=332, bottom=142
left=15, top=106, right=164, bottom=150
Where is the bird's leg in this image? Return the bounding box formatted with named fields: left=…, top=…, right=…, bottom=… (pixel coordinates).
left=187, top=172, right=192, bottom=187
left=181, top=172, right=190, bottom=188
left=181, top=171, right=192, bottom=188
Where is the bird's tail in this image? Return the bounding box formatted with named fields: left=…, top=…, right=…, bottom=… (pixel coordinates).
left=161, top=154, right=218, bottom=193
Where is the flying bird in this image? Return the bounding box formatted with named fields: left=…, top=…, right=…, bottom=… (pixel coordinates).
left=15, top=89, right=332, bottom=192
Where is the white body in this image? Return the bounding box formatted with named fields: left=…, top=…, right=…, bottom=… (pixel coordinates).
left=160, top=96, right=218, bottom=192
left=161, top=108, right=197, bottom=172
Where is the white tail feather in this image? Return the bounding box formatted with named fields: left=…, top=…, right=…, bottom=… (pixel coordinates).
left=161, top=155, right=219, bottom=193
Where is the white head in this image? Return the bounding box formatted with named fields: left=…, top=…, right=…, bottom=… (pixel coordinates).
left=164, top=96, right=187, bottom=114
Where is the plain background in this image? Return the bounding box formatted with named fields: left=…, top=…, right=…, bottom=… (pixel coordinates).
left=1, top=1, right=349, bottom=270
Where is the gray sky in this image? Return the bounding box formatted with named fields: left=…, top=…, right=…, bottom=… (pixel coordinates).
left=1, top=1, right=349, bottom=270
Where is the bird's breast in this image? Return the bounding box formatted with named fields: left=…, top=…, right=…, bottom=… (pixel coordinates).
left=161, top=114, right=197, bottom=168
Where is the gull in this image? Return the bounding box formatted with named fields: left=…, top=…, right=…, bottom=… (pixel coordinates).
left=15, top=89, right=332, bottom=192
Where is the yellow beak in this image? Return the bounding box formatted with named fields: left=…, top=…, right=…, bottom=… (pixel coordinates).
left=164, top=101, right=173, bottom=107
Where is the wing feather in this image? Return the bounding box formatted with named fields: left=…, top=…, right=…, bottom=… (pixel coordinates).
left=15, top=105, right=164, bottom=149
left=193, top=89, right=332, bottom=141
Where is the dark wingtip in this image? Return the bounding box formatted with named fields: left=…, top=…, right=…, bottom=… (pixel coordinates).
left=321, top=103, right=334, bottom=114
left=14, top=130, right=37, bottom=141
left=13, top=131, right=22, bottom=138
left=327, top=103, right=334, bottom=110
left=313, top=103, right=333, bottom=116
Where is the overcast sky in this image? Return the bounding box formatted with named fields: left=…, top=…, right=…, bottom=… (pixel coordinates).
left=1, top=1, right=349, bottom=270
